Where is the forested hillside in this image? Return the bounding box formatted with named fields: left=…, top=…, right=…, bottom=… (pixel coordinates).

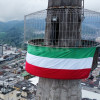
left=0, top=20, right=24, bottom=48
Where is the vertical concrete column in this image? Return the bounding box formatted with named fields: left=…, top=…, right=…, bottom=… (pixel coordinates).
left=36, top=0, right=82, bottom=100
left=36, top=78, right=81, bottom=100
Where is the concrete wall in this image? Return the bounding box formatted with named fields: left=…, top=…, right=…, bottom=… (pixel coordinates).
left=36, top=78, right=81, bottom=100
left=36, top=0, right=82, bottom=100
left=0, top=90, right=17, bottom=100
left=48, top=0, right=82, bottom=7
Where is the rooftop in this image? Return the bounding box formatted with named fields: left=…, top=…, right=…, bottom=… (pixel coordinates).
left=21, top=71, right=30, bottom=77
left=0, top=85, right=15, bottom=95
left=14, top=80, right=36, bottom=92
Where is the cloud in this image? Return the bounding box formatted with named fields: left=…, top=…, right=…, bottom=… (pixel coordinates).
left=0, top=0, right=100, bottom=22
left=85, top=0, right=100, bottom=12
left=0, top=0, right=48, bottom=22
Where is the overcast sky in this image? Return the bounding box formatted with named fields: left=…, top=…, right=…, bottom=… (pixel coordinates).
left=0, top=0, right=100, bottom=22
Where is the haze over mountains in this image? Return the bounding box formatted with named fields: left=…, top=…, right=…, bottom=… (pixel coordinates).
left=0, top=20, right=24, bottom=47
left=0, top=15, right=100, bottom=48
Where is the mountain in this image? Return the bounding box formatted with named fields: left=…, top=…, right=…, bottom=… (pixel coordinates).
left=0, top=19, right=45, bottom=48
left=82, top=16, right=100, bottom=40
left=0, top=20, right=24, bottom=48
left=0, top=15, right=100, bottom=48
left=0, top=20, right=23, bottom=32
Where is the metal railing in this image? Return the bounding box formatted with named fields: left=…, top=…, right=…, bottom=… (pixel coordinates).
left=24, top=8, right=100, bottom=47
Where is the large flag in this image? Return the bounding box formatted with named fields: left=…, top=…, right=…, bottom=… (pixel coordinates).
left=25, top=44, right=96, bottom=79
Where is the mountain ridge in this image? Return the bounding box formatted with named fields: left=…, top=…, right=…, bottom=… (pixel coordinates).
left=0, top=16, right=100, bottom=48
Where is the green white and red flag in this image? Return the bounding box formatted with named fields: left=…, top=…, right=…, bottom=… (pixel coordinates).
left=25, top=44, right=96, bottom=79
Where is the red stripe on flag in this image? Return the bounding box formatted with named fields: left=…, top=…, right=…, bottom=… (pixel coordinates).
left=25, top=61, right=91, bottom=79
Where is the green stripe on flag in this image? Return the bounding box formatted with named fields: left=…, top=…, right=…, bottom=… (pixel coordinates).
left=27, top=44, right=96, bottom=59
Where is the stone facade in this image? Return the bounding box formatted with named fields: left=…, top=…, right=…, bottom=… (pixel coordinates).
left=36, top=78, right=81, bottom=100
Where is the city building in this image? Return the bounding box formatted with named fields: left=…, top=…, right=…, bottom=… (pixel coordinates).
left=0, top=86, right=18, bottom=100
left=21, top=71, right=31, bottom=80
left=14, top=80, right=36, bottom=100
left=0, top=45, right=3, bottom=57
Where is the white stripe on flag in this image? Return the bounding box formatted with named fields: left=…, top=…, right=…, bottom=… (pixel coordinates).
left=26, top=53, right=93, bottom=70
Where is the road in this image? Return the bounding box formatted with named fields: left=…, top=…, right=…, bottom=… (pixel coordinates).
left=0, top=57, right=25, bottom=67
left=82, top=85, right=100, bottom=94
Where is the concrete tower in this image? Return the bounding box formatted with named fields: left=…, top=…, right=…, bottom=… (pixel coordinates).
left=36, top=0, right=82, bottom=100
left=25, top=0, right=99, bottom=100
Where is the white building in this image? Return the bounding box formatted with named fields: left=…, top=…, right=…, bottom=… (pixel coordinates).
left=0, top=86, right=19, bottom=100
left=82, top=89, right=100, bottom=100
left=0, top=45, right=3, bottom=57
